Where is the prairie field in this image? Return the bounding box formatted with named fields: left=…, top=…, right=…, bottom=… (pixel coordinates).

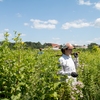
left=0, top=33, right=100, bottom=100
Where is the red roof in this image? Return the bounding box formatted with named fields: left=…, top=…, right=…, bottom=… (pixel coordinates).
left=51, top=43, right=60, bottom=48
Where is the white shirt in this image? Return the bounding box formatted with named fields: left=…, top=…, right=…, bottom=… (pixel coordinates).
left=58, top=54, right=76, bottom=75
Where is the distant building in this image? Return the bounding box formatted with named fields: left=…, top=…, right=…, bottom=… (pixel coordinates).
left=73, top=44, right=88, bottom=49
left=51, top=43, right=60, bottom=50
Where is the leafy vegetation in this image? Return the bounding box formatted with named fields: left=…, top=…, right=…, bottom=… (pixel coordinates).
left=0, top=32, right=100, bottom=100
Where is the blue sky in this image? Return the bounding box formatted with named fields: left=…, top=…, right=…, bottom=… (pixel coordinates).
left=0, top=0, right=100, bottom=45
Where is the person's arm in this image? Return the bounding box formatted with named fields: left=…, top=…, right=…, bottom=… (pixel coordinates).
left=73, top=57, right=79, bottom=69
left=58, top=58, right=71, bottom=75
left=72, top=53, right=79, bottom=68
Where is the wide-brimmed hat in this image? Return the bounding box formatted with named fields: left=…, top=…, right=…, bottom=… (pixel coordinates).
left=61, top=43, right=74, bottom=49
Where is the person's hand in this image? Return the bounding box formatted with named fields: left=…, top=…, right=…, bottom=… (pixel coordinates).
left=73, top=53, right=78, bottom=58
left=72, top=52, right=80, bottom=58
left=71, top=72, right=78, bottom=77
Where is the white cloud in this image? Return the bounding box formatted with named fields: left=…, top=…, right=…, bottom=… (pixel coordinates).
left=30, top=19, right=58, bottom=29
left=50, top=37, right=61, bottom=44
left=94, top=2, right=100, bottom=10
left=20, top=33, right=26, bottom=36
left=4, top=28, right=9, bottom=32
left=62, top=19, right=90, bottom=29
left=48, top=20, right=58, bottom=24
left=94, top=37, right=100, bottom=41
left=78, top=0, right=92, bottom=5
left=24, top=23, right=29, bottom=26
left=78, top=0, right=100, bottom=10
left=94, top=18, right=100, bottom=27
left=87, top=37, right=100, bottom=44
left=87, top=40, right=93, bottom=43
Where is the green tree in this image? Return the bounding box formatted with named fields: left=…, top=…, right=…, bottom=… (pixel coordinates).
left=88, top=43, right=98, bottom=50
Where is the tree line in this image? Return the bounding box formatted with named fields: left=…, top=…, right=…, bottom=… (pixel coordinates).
left=0, top=40, right=99, bottom=50
left=0, top=41, right=52, bottom=49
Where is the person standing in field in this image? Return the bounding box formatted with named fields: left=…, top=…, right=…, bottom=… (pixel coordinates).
left=38, top=48, right=44, bottom=55
left=57, top=43, right=78, bottom=85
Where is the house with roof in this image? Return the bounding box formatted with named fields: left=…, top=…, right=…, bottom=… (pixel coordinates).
left=51, top=43, right=60, bottom=50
